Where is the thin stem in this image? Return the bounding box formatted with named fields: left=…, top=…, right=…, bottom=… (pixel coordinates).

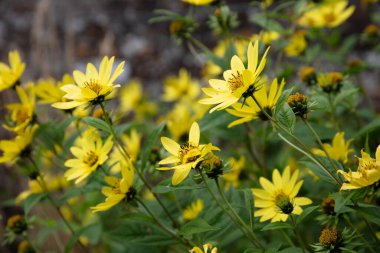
left=302, top=119, right=341, bottom=174
left=290, top=215, right=306, bottom=253
left=280, top=229, right=295, bottom=247
left=327, top=94, right=341, bottom=131
left=358, top=212, right=380, bottom=246
left=244, top=123, right=267, bottom=175
left=198, top=170, right=260, bottom=248
left=28, top=157, right=87, bottom=251
left=99, top=103, right=179, bottom=228
left=344, top=214, right=376, bottom=253
left=214, top=178, right=263, bottom=248
left=250, top=95, right=342, bottom=186
left=136, top=198, right=193, bottom=248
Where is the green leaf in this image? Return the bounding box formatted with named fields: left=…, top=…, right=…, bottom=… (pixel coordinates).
left=274, top=88, right=293, bottom=116
left=279, top=247, right=304, bottom=253
left=22, top=193, right=47, bottom=215
left=276, top=103, right=296, bottom=133
left=82, top=117, right=110, bottom=133
left=354, top=118, right=380, bottom=138
left=241, top=188, right=255, bottom=229
left=333, top=87, right=358, bottom=107
left=356, top=203, right=380, bottom=226
left=298, top=156, right=341, bottom=185
left=179, top=218, right=220, bottom=236
left=65, top=223, right=102, bottom=253
left=332, top=191, right=355, bottom=214
left=261, top=222, right=292, bottom=231
left=36, top=118, right=73, bottom=150
left=152, top=184, right=204, bottom=193
left=140, top=121, right=166, bottom=171
left=250, top=13, right=284, bottom=33
left=296, top=205, right=319, bottom=224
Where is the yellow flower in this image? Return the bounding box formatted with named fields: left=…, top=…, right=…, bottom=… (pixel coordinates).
left=182, top=0, right=215, bottom=5
left=0, top=125, right=38, bottom=164
left=17, top=240, right=34, bottom=253
left=91, top=161, right=135, bottom=212
left=312, top=132, right=353, bottom=164
left=165, top=101, right=207, bottom=142
left=298, top=1, right=355, bottom=28
left=190, top=243, right=218, bottom=253
left=3, top=84, right=35, bottom=133
left=0, top=50, right=26, bottom=92
left=183, top=199, right=204, bottom=220
left=118, top=79, right=157, bottom=121
left=109, top=129, right=141, bottom=173
left=223, top=156, right=245, bottom=188
left=252, top=166, right=312, bottom=222
left=199, top=41, right=270, bottom=112
left=52, top=56, right=125, bottom=109
left=338, top=146, right=380, bottom=190
left=158, top=122, right=219, bottom=185
left=64, top=129, right=113, bottom=183
left=284, top=31, right=307, bottom=57
left=251, top=31, right=280, bottom=45
left=317, top=72, right=343, bottom=93
left=162, top=68, right=200, bottom=102
left=35, top=74, right=74, bottom=104
left=226, top=78, right=285, bottom=127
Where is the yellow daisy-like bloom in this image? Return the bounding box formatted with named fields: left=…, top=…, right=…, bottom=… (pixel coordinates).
left=284, top=31, right=307, bottom=57
left=251, top=30, right=280, bottom=45
left=158, top=122, right=219, bottom=185
left=199, top=41, right=270, bottom=112
left=35, top=74, right=74, bottom=104
left=109, top=129, right=141, bottom=173
left=312, top=132, right=353, bottom=164
left=190, top=243, right=218, bottom=253
left=338, top=145, right=380, bottom=190
left=0, top=50, right=26, bottom=92
left=182, top=0, right=215, bottom=6
left=223, top=156, right=245, bottom=189
left=298, top=1, right=355, bottom=28
left=91, top=161, right=135, bottom=212
left=226, top=78, right=285, bottom=128
left=0, top=125, right=38, bottom=164
left=64, top=129, right=113, bottom=183
left=3, top=84, right=35, bottom=133
left=252, top=166, right=312, bottom=223
left=52, top=56, right=125, bottom=109
left=162, top=68, right=200, bottom=102
left=118, top=79, right=157, bottom=121
left=183, top=199, right=204, bottom=220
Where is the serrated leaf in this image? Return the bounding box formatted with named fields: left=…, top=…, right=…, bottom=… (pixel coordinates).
left=82, top=117, right=110, bottom=133
left=179, top=218, right=220, bottom=236
left=261, top=222, right=292, bottom=231
left=140, top=121, right=166, bottom=171
left=276, top=103, right=296, bottom=133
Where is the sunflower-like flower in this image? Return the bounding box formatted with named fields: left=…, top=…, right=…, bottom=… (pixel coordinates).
left=0, top=125, right=38, bottom=164
left=252, top=166, right=312, bottom=223
left=190, top=243, right=218, bottom=253
left=158, top=122, right=219, bottom=185
left=284, top=31, right=307, bottom=57
left=0, top=50, right=26, bottom=92
left=3, top=84, right=36, bottom=133
left=52, top=56, right=124, bottom=109
left=298, top=1, right=355, bottom=28
left=91, top=161, right=135, bottom=212
left=162, top=68, right=200, bottom=102
left=199, top=41, right=270, bottom=112
left=64, top=129, right=113, bottom=183
left=338, top=145, right=380, bottom=190
left=226, top=78, right=285, bottom=127
left=183, top=199, right=204, bottom=220
left=35, top=74, right=74, bottom=104
left=312, top=132, right=353, bottom=164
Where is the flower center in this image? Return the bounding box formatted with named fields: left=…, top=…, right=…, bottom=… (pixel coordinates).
left=84, top=78, right=103, bottom=95
left=228, top=71, right=244, bottom=92
left=275, top=193, right=294, bottom=214
left=178, top=142, right=201, bottom=164
left=83, top=151, right=99, bottom=167
left=16, top=107, right=30, bottom=124
left=323, top=12, right=336, bottom=23
left=358, top=159, right=376, bottom=178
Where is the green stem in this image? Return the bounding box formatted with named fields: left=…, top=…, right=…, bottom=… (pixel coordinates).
left=344, top=214, right=376, bottom=253
left=28, top=157, right=87, bottom=251
left=244, top=123, right=267, bottom=175
left=250, top=95, right=342, bottom=186
left=136, top=198, right=193, bottom=248
left=99, top=103, right=179, bottom=228
left=290, top=215, right=306, bottom=252
left=214, top=178, right=263, bottom=248
left=198, top=170, right=261, bottom=248
left=302, top=118, right=341, bottom=174
left=280, top=229, right=295, bottom=247
left=327, top=94, right=341, bottom=131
